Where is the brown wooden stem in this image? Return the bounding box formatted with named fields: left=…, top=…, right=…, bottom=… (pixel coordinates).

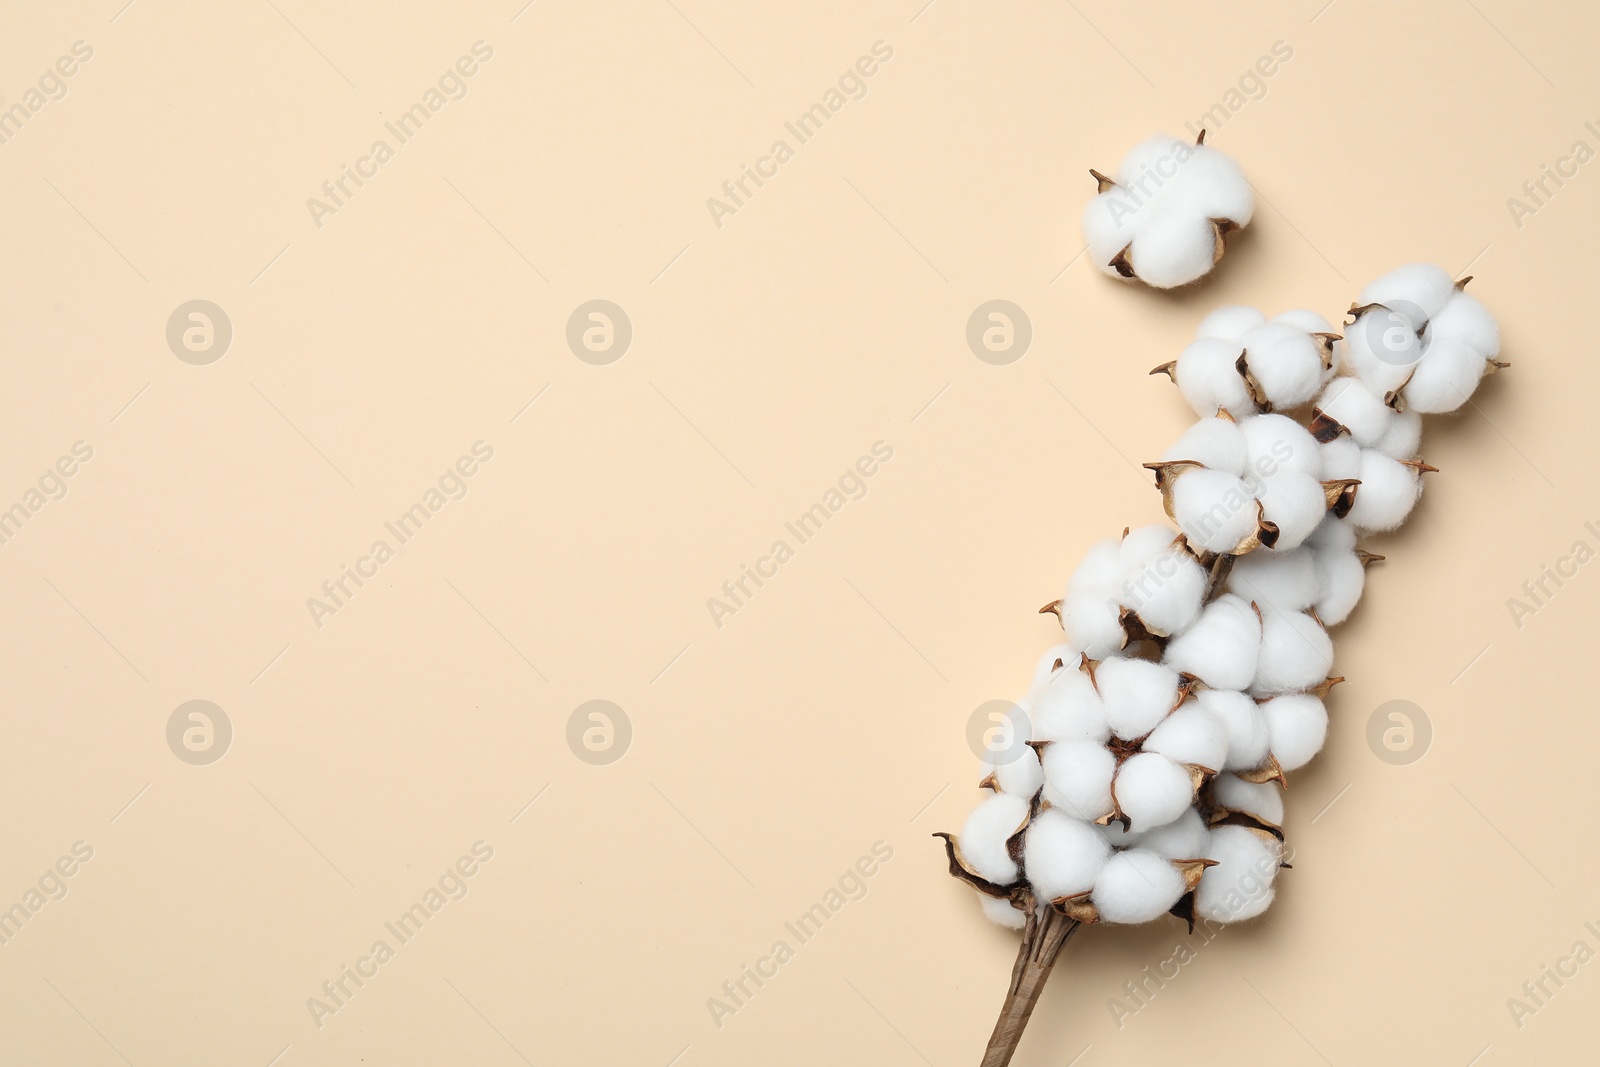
left=979, top=903, right=1080, bottom=1067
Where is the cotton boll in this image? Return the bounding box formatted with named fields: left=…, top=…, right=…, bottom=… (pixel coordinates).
left=1256, top=472, right=1327, bottom=552
left=1175, top=337, right=1257, bottom=418
left=1133, top=807, right=1210, bottom=861
left=1060, top=592, right=1125, bottom=660
left=959, top=792, right=1031, bottom=885
left=1315, top=377, right=1394, bottom=447
left=1253, top=610, right=1334, bottom=696
left=1241, top=322, right=1323, bottom=409
left=1031, top=668, right=1111, bottom=743
left=1197, top=306, right=1266, bottom=342
left=1162, top=417, right=1247, bottom=476
left=1403, top=338, right=1486, bottom=414
left=1195, top=688, right=1270, bottom=772
left=1142, top=702, right=1229, bottom=771
left=1176, top=147, right=1254, bottom=223
left=1117, top=531, right=1208, bottom=637
left=1194, top=825, right=1282, bottom=924
left=1426, top=291, right=1500, bottom=357
left=991, top=744, right=1046, bottom=798
left=1211, top=773, right=1285, bottom=825
left=978, top=893, right=1028, bottom=930
left=1319, top=434, right=1363, bottom=480
left=1227, top=548, right=1318, bottom=614
left=1130, top=209, right=1221, bottom=290
left=1096, top=658, right=1181, bottom=741
left=1346, top=450, right=1422, bottom=532
left=1343, top=311, right=1421, bottom=395
left=1041, top=739, right=1117, bottom=821
left=1171, top=469, right=1258, bottom=554
left=1092, top=849, right=1187, bottom=924
left=1373, top=407, right=1423, bottom=459
left=1023, top=810, right=1112, bottom=902
left=1241, top=414, right=1321, bottom=480
left=1115, top=752, right=1198, bottom=832
left=1311, top=540, right=1366, bottom=626
left=1163, top=594, right=1260, bottom=691
left=1262, top=693, right=1330, bottom=771
left=1359, top=263, right=1456, bottom=321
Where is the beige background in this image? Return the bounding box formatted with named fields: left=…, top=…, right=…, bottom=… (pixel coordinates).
left=0, top=0, right=1594, bottom=1064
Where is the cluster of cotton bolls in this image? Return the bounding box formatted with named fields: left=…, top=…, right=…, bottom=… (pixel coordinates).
left=1080, top=132, right=1253, bottom=289
left=944, top=264, right=1502, bottom=939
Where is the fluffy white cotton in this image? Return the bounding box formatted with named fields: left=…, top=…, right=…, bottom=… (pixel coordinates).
left=1059, top=538, right=1124, bottom=657
left=1097, top=820, right=1136, bottom=848
left=1310, top=536, right=1366, bottom=626
left=1426, top=290, right=1500, bottom=357
left=1228, top=548, right=1318, bottom=614
left=1082, top=134, right=1253, bottom=289
left=1343, top=308, right=1421, bottom=395
left=1402, top=338, right=1485, bottom=414
left=1163, top=594, right=1260, bottom=690
left=1114, top=751, right=1196, bottom=832
left=1345, top=450, right=1422, bottom=532
left=1027, top=642, right=1079, bottom=694
left=1162, top=416, right=1246, bottom=475
left=1272, top=308, right=1337, bottom=338
left=978, top=892, right=1027, bottom=929
left=1319, top=434, right=1362, bottom=481
left=1241, top=321, right=1324, bottom=409
left=959, top=792, right=1031, bottom=885
left=1030, top=668, right=1111, bottom=744
left=1256, top=472, right=1327, bottom=552
left=1171, top=469, right=1259, bottom=554
left=1211, top=773, right=1285, bottom=825
left=1262, top=693, right=1329, bottom=771
left=1373, top=408, right=1423, bottom=460
left=1092, top=848, right=1187, bottom=923
left=1346, top=266, right=1499, bottom=412
left=1315, top=377, right=1394, bottom=447
left=1142, top=703, right=1230, bottom=772
left=1241, top=414, right=1321, bottom=480
left=1023, top=810, right=1112, bottom=902
left=1195, top=688, right=1271, bottom=772
left=1041, top=739, right=1117, bottom=821
left=1359, top=263, right=1456, bottom=321
left=1175, top=337, right=1257, bottom=418
left=1253, top=610, right=1334, bottom=696
left=1196, top=306, right=1266, bottom=341
left=1195, top=826, right=1282, bottom=923
left=990, top=744, right=1046, bottom=798
left=1096, top=658, right=1181, bottom=740
left=1116, top=527, right=1208, bottom=636
left=1132, top=807, right=1210, bottom=861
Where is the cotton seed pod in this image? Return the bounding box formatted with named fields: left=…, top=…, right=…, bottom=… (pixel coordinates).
left=1345, top=449, right=1426, bottom=532
left=1054, top=526, right=1207, bottom=656
left=977, top=892, right=1028, bottom=930
left=1168, top=337, right=1260, bottom=419
left=1193, top=687, right=1271, bottom=772
left=1211, top=772, right=1285, bottom=827
left=1157, top=310, right=1340, bottom=416
left=1194, top=825, right=1283, bottom=924
left=1160, top=466, right=1266, bottom=554
left=957, top=792, right=1032, bottom=885
left=1261, top=692, right=1330, bottom=771
left=1094, top=657, right=1182, bottom=741
left=1344, top=266, right=1503, bottom=414
left=1114, top=751, right=1199, bottom=832
left=1237, top=320, right=1333, bottom=409
left=1130, top=806, right=1211, bottom=861
left=1023, top=809, right=1112, bottom=903
left=1029, top=667, right=1110, bottom=744
left=1040, top=738, right=1117, bottom=821
left=1163, top=594, right=1261, bottom=691
left=1090, top=848, right=1189, bottom=923
left=1227, top=547, right=1319, bottom=615
left=1252, top=609, right=1334, bottom=696
left=1082, top=132, right=1253, bottom=289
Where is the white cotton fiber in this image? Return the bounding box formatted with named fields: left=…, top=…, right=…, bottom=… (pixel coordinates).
left=1319, top=434, right=1362, bottom=481
left=1097, top=820, right=1135, bottom=848
left=1092, top=848, right=1187, bottom=923
left=978, top=893, right=1028, bottom=930
left=1256, top=472, right=1327, bottom=552
left=1373, top=408, right=1423, bottom=460
left=1262, top=692, right=1329, bottom=771
left=1117, top=529, right=1208, bottom=636
left=1162, top=416, right=1247, bottom=475
left=1175, top=337, right=1256, bottom=419
left=1194, top=825, right=1282, bottom=924
left=1131, top=807, right=1210, bottom=861
left=1041, top=739, right=1117, bottom=821
left=1030, top=668, right=1111, bottom=744
left=1163, top=594, right=1260, bottom=690
left=1142, top=703, right=1229, bottom=772
left=1027, top=642, right=1079, bottom=693
left=991, top=744, right=1046, bottom=798
left=1426, top=291, right=1500, bottom=357
left=1402, top=338, right=1485, bottom=414
left=1194, top=688, right=1270, bottom=772
left=1315, top=377, right=1393, bottom=447
left=1211, top=773, right=1285, bottom=825
left=1252, top=610, right=1334, bottom=696
left=1343, top=310, right=1421, bottom=394
left=1272, top=308, right=1336, bottom=337
left=1114, top=751, right=1196, bottom=832
left=1345, top=450, right=1421, bottom=532
left=1059, top=592, right=1124, bottom=660
left=1130, top=211, right=1221, bottom=289
left=1172, top=469, right=1258, bottom=554
left=1228, top=547, right=1317, bottom=614
left=1241, top=322, right=1323, bottom=409
left=959, top=792, right=1031, bottom=885
left=1196, top=306, right=1266, bottom=342
left=1359, top=263, right=1456, bottom=321
left=1095, top=658, right=1181, bottom=740
left=1311, top=538, right=1366, bottom=626
left=1241, top=413, right=1322, bottom=481
left=1023, top=809, right=1112, bottom=902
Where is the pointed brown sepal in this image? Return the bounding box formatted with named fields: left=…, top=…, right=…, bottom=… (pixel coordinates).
left=1234, top=349, right=1268, bottom=408
left=932, top=832, right=1015, bottom=898
left=1195, top=128, right=1208, bottom=146
left=1039, top=599, right=1063, bottom=619
left=1183, top=763, right=1216, bottom=792
left=1328, top=479, right=1359, bottom=519
left=1310, top=332, right=1342, bottom=371
left=1311, top=675, right=1345, bottom=699
left=1150, top=360, right=1178, bottom=381
left=1253, top=500, right=1281, bottom=552
left=1208, top=809, right=1286, bottom=841
left=1355, top=549, right=1385, bottom=567
left=1025, top=739, right=1052, bottom=755
left=1144, top=460, right=1203, bottom=491
left=1079, top=654, right=1098, bottom=687
left=1108, top=244, right=1136, bottom=279
left=1488, top=359, right=1510, bottom=372
left=1322, top=478, right=1361, bottom=510
left=1052, top=891, right=1100, bottom=924
left=1172, top=857, right=1219, bottom=895
left=978, top=771, right=999, bottom=792
left=1051, top=657, right=1065, bottom=671
left=1399, top=459, right=1440, bottom=474
left=1236, top=753, right=1286, bottom=788
left=1090, top=168, right=1117, bottom=194
left=1309, top=408, right=1348, bottom=443
left=1455, top=275, right=1473, bottom=290
left=1209, top=219, right=1232, bottom=265
left=1215, top=406, right=1238, bottom=424
left=1169, top=891, right=1198, bottom=933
